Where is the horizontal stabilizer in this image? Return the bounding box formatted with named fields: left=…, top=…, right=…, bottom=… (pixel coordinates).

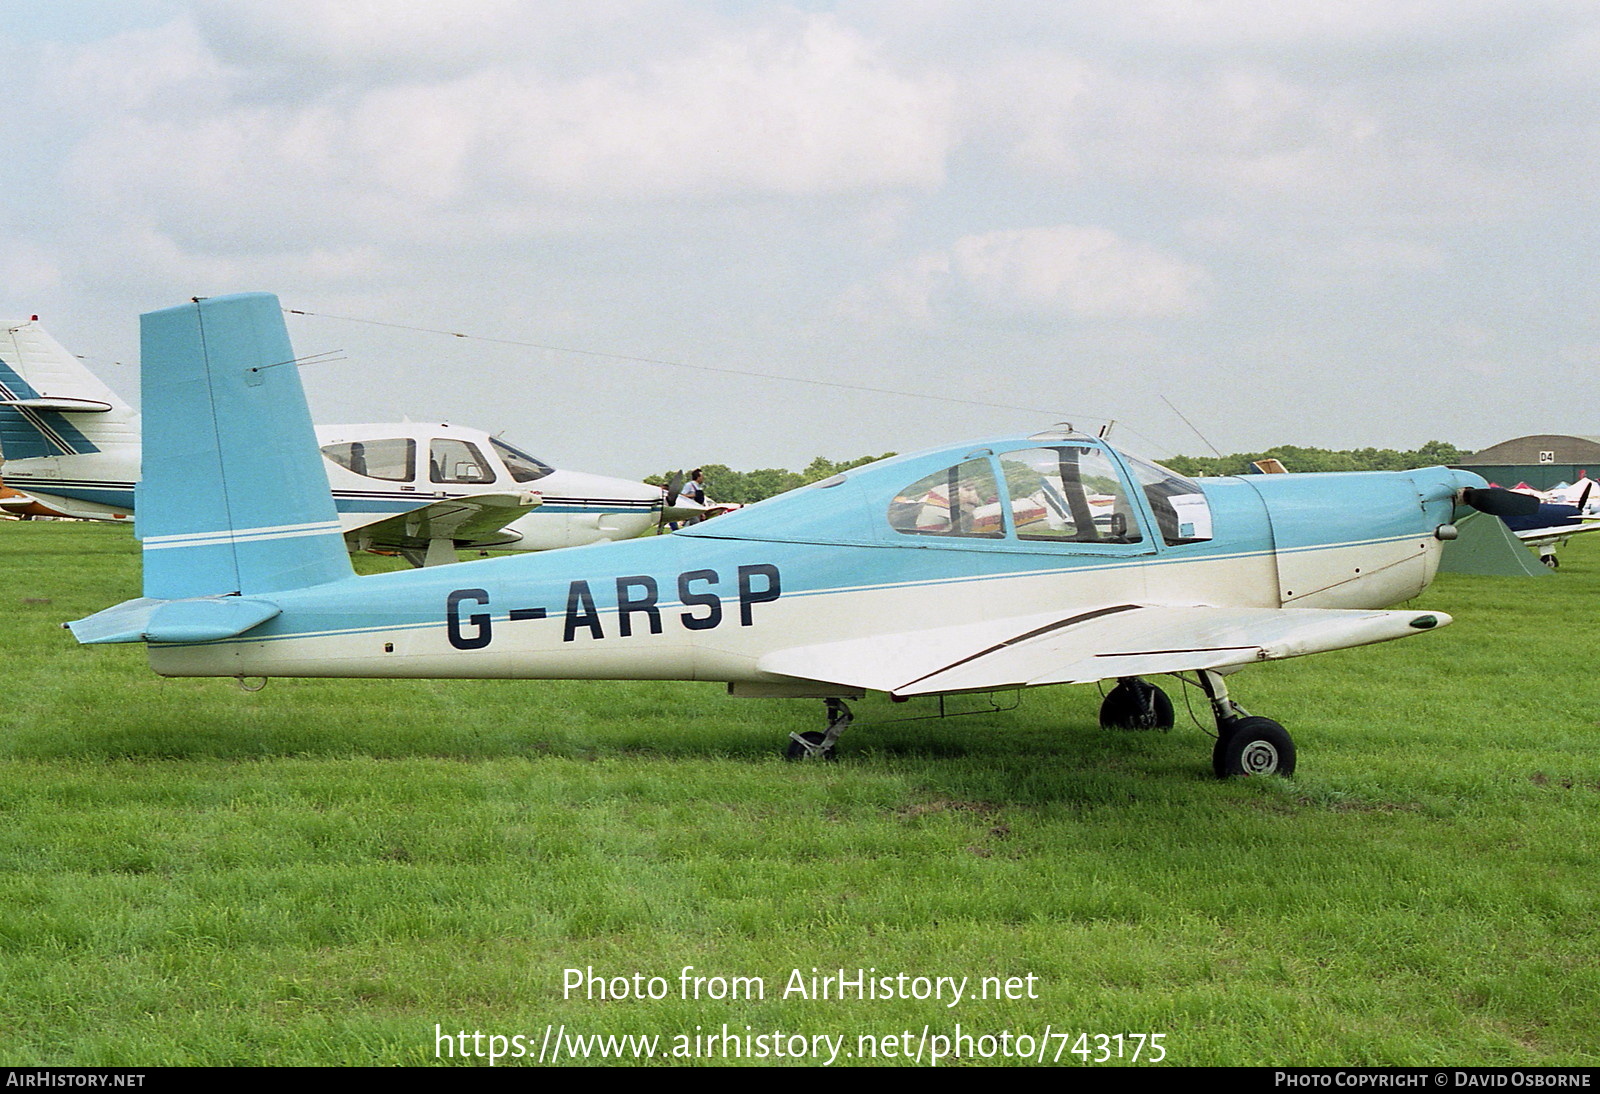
left=0, top=396, right=114, bottom=412
left=352, top=491, right=543, bottom=552
left=1, top=318, right=138, bottom=458
left=758, top=603, right=1451, bottom=697
left=68, top=595, right=281, bottom=645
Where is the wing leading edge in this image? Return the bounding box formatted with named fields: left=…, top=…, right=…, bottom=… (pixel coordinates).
left=757, top=604, right=1451, bottom=698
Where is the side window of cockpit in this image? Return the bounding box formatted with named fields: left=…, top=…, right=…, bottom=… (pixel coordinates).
left=888, top=458, right=1004, bottom=538
left=429, top=439, right=496, bottom=484
left=998, top=447, right=1144, bottom=544
left=320, top=438, right=415, bottom=482
left=1123, top=454, right=1214, bottom=545
left=489, top=437, right=555, bottom=483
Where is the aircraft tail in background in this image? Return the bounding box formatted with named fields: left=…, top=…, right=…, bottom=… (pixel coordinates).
left=1, top=318, right=139, bottom=460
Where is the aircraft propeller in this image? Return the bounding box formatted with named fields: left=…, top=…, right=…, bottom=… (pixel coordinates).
left=1458, top=487, right=1541, bottom=519
left=656, top=470, right=686, bottom=533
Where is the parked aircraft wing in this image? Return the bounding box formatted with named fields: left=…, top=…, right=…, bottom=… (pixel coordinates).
left=349, top=491, right=543, bottom=553
left=758, top=604, right=1450, bottom=698
left=1512, top=519, right=1600, bottom=547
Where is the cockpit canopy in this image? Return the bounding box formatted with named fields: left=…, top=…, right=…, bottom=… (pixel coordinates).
left=318, top=432, right=554, bottom=486
left=886, top=442, right=1212, bottom=546
left=679, top=432, right=1214, bottom=549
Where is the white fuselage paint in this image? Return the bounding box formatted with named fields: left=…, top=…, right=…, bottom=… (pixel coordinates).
left=146, top=532, right=1442, bottom=683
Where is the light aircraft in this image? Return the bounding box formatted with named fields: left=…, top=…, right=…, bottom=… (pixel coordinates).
left=68, top=294, right=1532, bottom=777
left=1497, top=481, right=1600, bottom=569
left=2, top=314, right=671, bottom=563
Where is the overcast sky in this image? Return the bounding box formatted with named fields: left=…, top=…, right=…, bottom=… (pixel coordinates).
left=5, top=1, right=1599, bottom=478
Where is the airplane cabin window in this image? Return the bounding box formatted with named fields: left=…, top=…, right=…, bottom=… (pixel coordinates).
left=429, top=439, right=496, bottom=484
left=319, top=438, right=415, bottom=482
left=489, top=437, right=555, bottom=483
left=889, top=458, right=1004, bottom=537
left=998, top=446, right=1144, bottom=544
left=1122, top=453, right=1214, bottom=544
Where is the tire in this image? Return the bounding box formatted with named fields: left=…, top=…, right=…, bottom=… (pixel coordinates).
left=1212, top=716, right=1296, bottom=778
left=1099, top=679, right=1175, bottom=730
left=785, top=730, right=837, bottom=762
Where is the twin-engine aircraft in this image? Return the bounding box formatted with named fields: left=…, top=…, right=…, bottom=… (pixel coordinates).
left=70, top=294, right=1521, bottom=777
left=1, top=315, right=667, bottom=562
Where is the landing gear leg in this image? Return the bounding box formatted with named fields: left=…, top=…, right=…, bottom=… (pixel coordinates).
left=1196, top=670, right=1296, bottom=778
left=786, top=698, right=852, bottom=761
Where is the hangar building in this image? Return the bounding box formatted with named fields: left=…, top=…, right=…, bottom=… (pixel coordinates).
left=1454, top=434, right=1600, bottom=491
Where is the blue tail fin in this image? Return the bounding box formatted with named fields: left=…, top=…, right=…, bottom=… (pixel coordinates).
left=138, top=293, right=352, bottom=598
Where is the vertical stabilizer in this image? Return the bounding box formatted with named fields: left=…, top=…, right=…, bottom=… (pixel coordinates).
left=1, top=318, right=139, bottom=459
left=139, top=293, right=352, bottom=598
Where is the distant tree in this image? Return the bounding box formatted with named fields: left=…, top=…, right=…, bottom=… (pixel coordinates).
left=1163, top=441, right=1467, bottom=477
left=644, top=452, right=897, bottom=503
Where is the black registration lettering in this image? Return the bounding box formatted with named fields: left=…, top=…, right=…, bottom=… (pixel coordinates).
left=563, top=580, right=604, bottom=641
left=446, top=588, right=492, bottom=650
left=737, top=564, right=781, bottom=626
left=678, top=569, right=722, bottom=631
left=616, top=575, right=662, bottom=637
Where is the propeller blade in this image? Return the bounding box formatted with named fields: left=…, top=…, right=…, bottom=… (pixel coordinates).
left=665, top=471, right=685, bottom=508
left=1580, top=482, right=1594, bottom=510
left=1461, top=487, right=1541, bottom=518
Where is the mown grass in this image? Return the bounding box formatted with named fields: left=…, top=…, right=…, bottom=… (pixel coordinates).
left=1, top=521, right=1596, bottom=1066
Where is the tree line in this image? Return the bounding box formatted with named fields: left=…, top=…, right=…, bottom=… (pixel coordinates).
left=1160, top=440, right=1467, bottom=477
left=648, top=453, right=898, bottom=505
left=651, top=441, right=1470, bottom=504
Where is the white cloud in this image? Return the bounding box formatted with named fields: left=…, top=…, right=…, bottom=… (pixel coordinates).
left=54, top=10, right=954, bottom=261
left=10, top=1, right=1600, bottom=466
left=479, top=17, right=954, bottom=197
left=953, top=227, right=1205, bottom=317
left=847, top=225, right=1206, bottom=322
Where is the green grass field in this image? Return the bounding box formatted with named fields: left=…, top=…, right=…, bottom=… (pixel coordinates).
left=2, top=521, right=1597, bottom=1066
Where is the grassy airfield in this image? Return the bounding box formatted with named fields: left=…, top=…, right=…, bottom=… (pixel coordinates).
left=1, top=521, right=1597, bottom=1067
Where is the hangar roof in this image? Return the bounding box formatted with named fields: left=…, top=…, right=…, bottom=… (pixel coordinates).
left=1457, top=434, right=1600, bottom=465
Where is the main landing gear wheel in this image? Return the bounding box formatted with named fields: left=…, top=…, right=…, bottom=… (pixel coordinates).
left=1099, top=677, right=1175, bottom=730
left=786, top=698, right=852, bottom=761
left=785, top=731, right=837, bottom=762
left=1212, top=716, right=1296, bottom=778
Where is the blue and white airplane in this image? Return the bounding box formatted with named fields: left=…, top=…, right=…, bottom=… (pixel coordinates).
left=1, top=315, right=669, bottom=562
left=69, top=294, right=1523, bottom=777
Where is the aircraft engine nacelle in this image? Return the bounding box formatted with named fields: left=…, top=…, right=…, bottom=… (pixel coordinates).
left=1247, top=467, right=1477, bottom=610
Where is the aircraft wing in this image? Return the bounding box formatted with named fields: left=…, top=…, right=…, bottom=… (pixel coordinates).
left=1512, top=519, right=1600, bottom=548
left=349, top=492, right=542, bottom=552
left=757, top=604, right=1450, bottom=698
